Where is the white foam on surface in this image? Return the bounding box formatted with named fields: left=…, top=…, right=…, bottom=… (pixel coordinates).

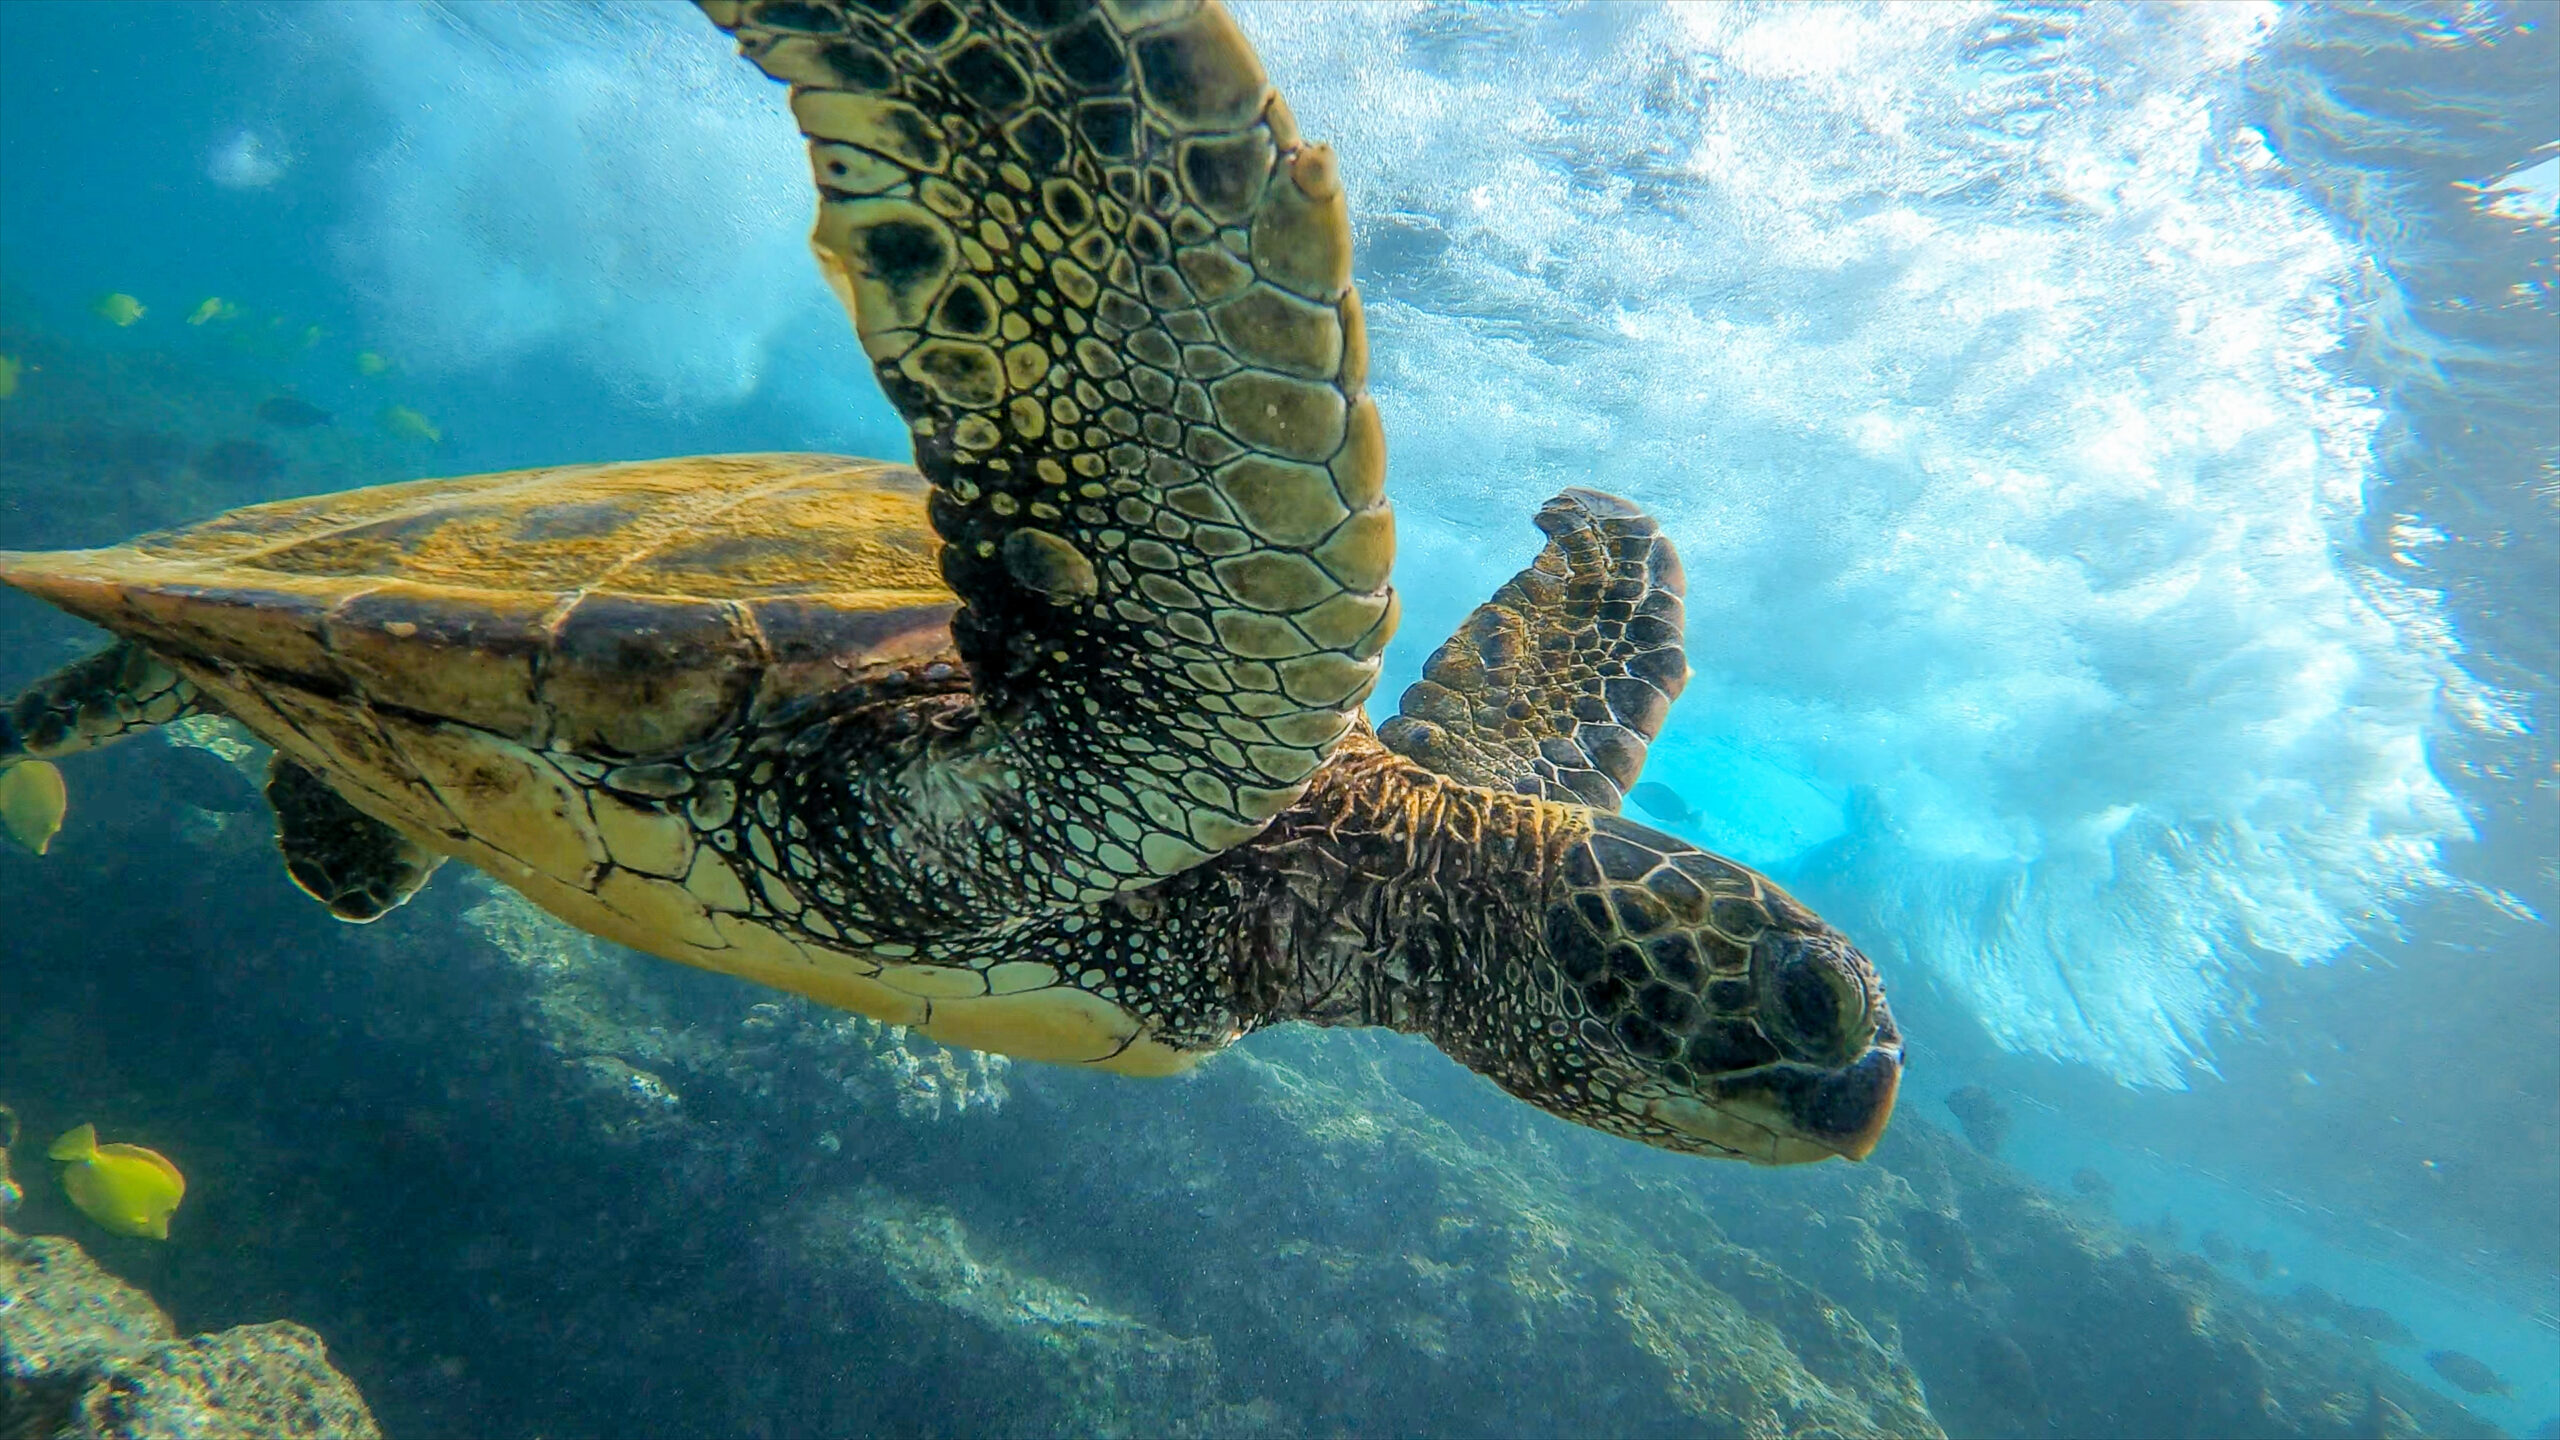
left=308, top=0, right=822, bottom=409
left=1244, top=1, right=2474, bottom=1084
left=308, top=1, right=2475, bottom=1086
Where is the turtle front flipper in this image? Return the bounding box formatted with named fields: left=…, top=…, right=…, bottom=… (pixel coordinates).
left=707, top=0, right=1392, bottom=900
left=265, top=755, right=444, bottom=922
left=1380, top=490, right=1689, bottom=810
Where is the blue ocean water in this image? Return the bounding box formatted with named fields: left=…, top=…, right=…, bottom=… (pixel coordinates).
left=0, top=1, right=2551, bottom=1435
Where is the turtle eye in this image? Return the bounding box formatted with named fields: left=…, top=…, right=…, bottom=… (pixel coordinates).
left=1759, top=933, right=1873, bottom=1065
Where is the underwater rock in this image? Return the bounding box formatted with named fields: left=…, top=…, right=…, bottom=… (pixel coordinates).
left=1897, top=1204, right=1980, bottom=1285
left=0, top=1219, right=378, bottom=1439
left=760, top=1187, right=1241, bottom=1440
left=1694, top=1117, right=2503, bottom=1440
left=2425, top=1350, right=2513, bottom=1397
left=459, top=885, right=1010, bottom=1124
left=1943, top=1085, right=2011, bottom=1155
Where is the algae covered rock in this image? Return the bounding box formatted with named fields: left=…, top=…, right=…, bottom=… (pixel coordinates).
left=0, top=1221, right=379, bottom=1440
left=1700, top=1116, right=2504, bottom=1440
left=761, top=1187, right=1247, bottom=1440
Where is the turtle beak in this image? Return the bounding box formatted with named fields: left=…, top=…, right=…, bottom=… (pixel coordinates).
left=1659, top=1042, right=1904, bottom=1165
left=1814, top=1045, right=1901, bottom=1161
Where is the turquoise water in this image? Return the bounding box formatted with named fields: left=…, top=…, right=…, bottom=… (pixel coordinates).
left=1, top=2, right=2551, bottom=1436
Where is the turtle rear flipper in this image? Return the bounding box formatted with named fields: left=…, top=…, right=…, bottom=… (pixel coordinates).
left=1380, top=489, right=1689, bottom=811
left=2, top=640, right=203, bottom=764
left=265, top=755, right=444, bottom=922
left=1, top=640, right=207, bottom=853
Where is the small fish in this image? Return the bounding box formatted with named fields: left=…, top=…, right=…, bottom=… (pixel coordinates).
left=2243, top=1247, right=2272, bottom=1281
left=92, top=292, right=146, bottom=326
left=0, top=1103, right=20, bottom=1216
left=2425, top=1350, right=2513, bottom=1397
left=2068, top=1166, right=2114, bottom=1201
left=354, top=351, right=392, bottom=377
left=256, top=395, right=334, bottom=429
left=2198, top=1229, right=2234, bottom=1265
left=186, top=297, right=241, bottom=326
left=49, top=1123, right=185, bottom=1240
left=0, top=354, right=20, bottom=399
left=2337, top=1303, right=2417, bottom=1348
left=0, top=760, right=68, bottom=855
left=1942, top=1084, right=2010, bottom=1155
left=1628, top=780, right=1693, bottom=825
left=300, top=323, right=324, bottom=349
left=379, top=404, right=442, bottom=444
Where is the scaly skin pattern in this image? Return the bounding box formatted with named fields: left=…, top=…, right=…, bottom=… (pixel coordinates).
left=0, top=641, right=199, bottom=765
left=704, top=0, right=1399, bottom=905
left=868, top=726, right=1902, bottom=1163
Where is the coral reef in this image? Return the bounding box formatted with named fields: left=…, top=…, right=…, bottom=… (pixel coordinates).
left=0, top=1219, right=377, bottom=1440
left=458, top=885, right=1012, bottom=1133
left=1699, top=1118, right=2502, bottom=1440
left=756, top=1187, right=1249, bottom=1439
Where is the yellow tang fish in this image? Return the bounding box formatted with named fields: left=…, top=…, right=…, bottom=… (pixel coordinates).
left=0, top=760, right=67, bottom=855
left=187, top=297, right=241, bottom=326
left=354, top=350, right=391, bottom=377
left=92, top=293, right=145, bottom=326
left=379, top=404, right=442, bottom=444
left=0, top=354, right=20, bottom=399
left=49, top=1124, right=185, bottom=1240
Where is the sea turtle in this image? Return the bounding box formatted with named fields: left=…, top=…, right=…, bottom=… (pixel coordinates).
left=0, top=0, right=1899, bottom=1164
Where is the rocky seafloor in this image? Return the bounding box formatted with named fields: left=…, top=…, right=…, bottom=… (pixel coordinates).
left=0, top=308, right=2516, bottom=1439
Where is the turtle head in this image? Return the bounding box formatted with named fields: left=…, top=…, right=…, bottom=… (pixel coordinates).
left=1513, top=813, right=1901, bottom=1164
